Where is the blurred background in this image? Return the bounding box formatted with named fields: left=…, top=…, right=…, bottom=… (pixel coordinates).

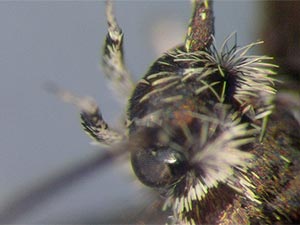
left=0, top=1, right=299, bottom=224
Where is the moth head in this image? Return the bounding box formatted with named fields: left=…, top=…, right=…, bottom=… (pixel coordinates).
left=129, top=102, right=260, bottom=224
left=127, top=33, right=276, bottom=223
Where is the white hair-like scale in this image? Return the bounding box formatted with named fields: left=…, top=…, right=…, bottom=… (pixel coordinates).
left=155, top=35, right=277, bottom=225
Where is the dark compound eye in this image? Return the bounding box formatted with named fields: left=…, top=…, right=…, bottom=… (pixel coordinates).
left=131, top=145, right=188, bottom=188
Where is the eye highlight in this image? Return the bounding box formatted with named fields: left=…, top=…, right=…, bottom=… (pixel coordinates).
left=2, top=1, right=299, bottom=225
left=131, top=144, right=188, bottom=188
left=54, top=0, right=298, bottom=224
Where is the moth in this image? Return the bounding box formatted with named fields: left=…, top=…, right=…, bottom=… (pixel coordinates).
left=1, top=0, right=299, bottom=224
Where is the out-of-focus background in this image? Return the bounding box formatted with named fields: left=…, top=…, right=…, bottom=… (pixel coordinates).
left=0, top=1, right=299, bottom=224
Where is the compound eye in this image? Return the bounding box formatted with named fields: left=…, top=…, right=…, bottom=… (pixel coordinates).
left=131, top=146, right=188, bottom=188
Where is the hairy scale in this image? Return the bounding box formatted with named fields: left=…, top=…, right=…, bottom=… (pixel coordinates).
left=0, top=1, right=299, bottom=224
left=76, top=1, right=300, bottom=224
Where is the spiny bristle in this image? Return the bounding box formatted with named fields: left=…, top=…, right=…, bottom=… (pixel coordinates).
left=173, top=34, right=277, bottom=142
left=161, top=105, right=261, bottom=224
left=207, top=35, right=277, bottom=111
left=192, top=122, right=255, bottom=185
left=131, top=33, right=277, bottom=225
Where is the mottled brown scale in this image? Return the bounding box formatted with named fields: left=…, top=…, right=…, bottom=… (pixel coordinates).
left=1, top=1, right=300, bottom=225
left=125, top=0, right=300, bottom=223
left=185, top=0, right=214, bottom=52
left=128, top=47, right=221, bottom=133
left=189, top=100, right=300, bottom=224
left=172, top=99, right=197, bottom=127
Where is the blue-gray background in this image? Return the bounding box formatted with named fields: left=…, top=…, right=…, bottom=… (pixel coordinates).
left=0, top=1, right=263, bottom=223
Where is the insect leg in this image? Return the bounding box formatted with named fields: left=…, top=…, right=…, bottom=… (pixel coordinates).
left=102, top=0, right=134, bottom=99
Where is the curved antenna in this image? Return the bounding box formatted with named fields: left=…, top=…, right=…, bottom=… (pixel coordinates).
left=44, top=82, right=124, bottom=145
